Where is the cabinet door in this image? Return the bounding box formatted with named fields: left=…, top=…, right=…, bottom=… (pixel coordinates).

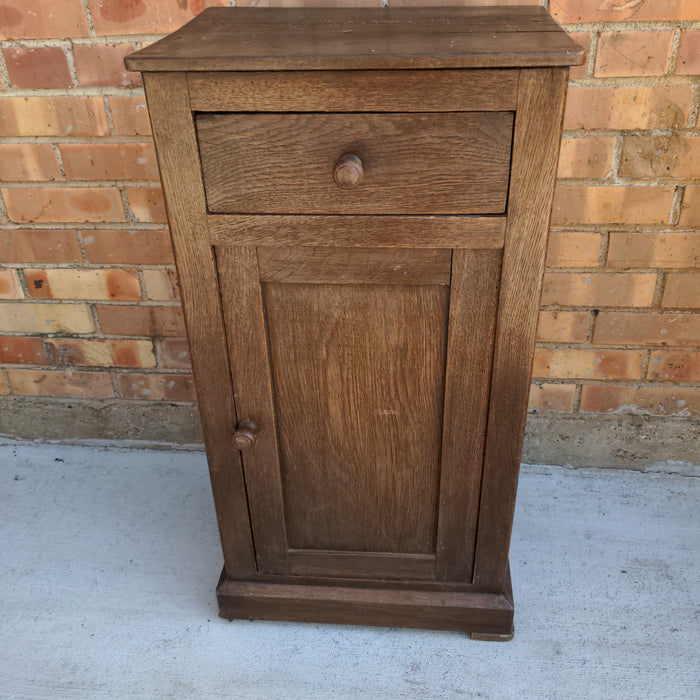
left=217, top=245, right=500, bottom=583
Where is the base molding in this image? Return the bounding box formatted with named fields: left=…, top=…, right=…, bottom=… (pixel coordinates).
left=217, top=569, right=514, bottom=637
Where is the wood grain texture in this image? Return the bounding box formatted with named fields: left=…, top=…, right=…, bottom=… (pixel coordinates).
left=436, top=248, right=502, bottom=582
left=287, top=551, right=436, bottom=581
left=216, top=246, right=288, bottom=575
left=262, top=282, right=448, bottom=556
left=142, top=72, right=256, bottom=579
left=196, top=112, right=514, bottom=215
left=188, top=70, right=518, bottom=112
left=125, top=7, right=584, bottom=72
left=208, top=215, right=506, bottom=250
left=256, top=247, right=451, bottom=286
left=473, top=68, right=569, bottom=594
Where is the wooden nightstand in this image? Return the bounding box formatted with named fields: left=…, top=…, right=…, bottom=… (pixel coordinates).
left=126, top=7, right=582, bottom=640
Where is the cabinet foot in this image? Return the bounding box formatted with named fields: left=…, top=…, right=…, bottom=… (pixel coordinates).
left=469, top=628, right=514, bottom=642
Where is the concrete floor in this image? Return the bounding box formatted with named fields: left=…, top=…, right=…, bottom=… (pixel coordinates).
left=0, top=443, right=698, bottom=699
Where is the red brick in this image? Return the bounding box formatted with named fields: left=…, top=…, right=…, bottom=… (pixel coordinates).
left=580, top=385, right=700, bottom=418
left=3, top=47, right=72, bottom=88
left=0, top=269, right=23, bottom=299
left=24, top=268, right=140, bottom=301
left=546, top=232, right=601, bottom=267
left=662, top=273, right=700, bottom=309
left=676, top=29, right=700, bottom=75
left=6, top=368, right=113, bottom=398
left=108, top=96, right=151, bottom=136
left=648, top=351, right=700, bottom=382
left=97, top=305, right=186, bottom=336
left=127, top=188, right=167, bottom=222
left=0, top=336, right=47, bottom=365
left=73, top=43, right=140, bottom=87
left=156, top=339, right=191, bottom=369
left=552, top=185, right=675, bottom=225
left=60, top=143, right=159, bottom=181
left=551, top=0, right=700, bottom=23
left=82, top=230, right=174, bottom=265
left=542, top=272, right=656, bottom=307
left=0, top=144, right=61, bottom=182
left=116, top=372, right=196, bottom=401
left=89, top=0, right=228, bottom=35
left=0, top=97, right=109, bottom=136
left=557, top=137, right=614, bottom=180
left=533, top=347, right=644, bottom=380
left=46, top=338, right=155, bottom=368
left=594, top=312, right=700, bottom=347
left=0, top=230, right=82, bottom=264
left=680, top=187, right=700, bottom=228
left=607, top=232, right=700, bottom=269
left=536, top=310, right=590, bottom=343
left=0, top=0, right=89, bottom=39
left=566, top=32, right=591, bottom=80
left=2, top=187, right=124, bottom=223
left=528, top=383, right=576, bottom=413
left=563, top=86, right=692, bottom=131
left=620, top=135, right=700, bottom=180
left=594, top=31, right=672, bottom=77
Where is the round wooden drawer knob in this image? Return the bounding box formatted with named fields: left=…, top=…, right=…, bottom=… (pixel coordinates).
left=232, top=420, right=257, bottom=450
left=333, top=153, right=363, bottom=189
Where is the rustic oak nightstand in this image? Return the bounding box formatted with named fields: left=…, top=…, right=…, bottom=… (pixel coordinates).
left=126, top=7, right=583, bottom=640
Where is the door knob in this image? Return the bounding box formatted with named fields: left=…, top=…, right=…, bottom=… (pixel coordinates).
left=232, top=419, right=257, bottom=450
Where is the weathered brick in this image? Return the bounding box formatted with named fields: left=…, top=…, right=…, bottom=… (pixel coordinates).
left=594, top=312, right=700, bottom=346
left=542, top=272, right=656, bottom=307
left=607, top=232, right=700, bottom=269
left=594, top=31, right=672, bottom=77
left=557, top=137, right=614, bottom=180
left=156, top=338, right=191, bottom=369
left=0, top=336, right=47, bottom=365
left=82, top=230, right=174, bottom=265
left=142, top=269, right=179, bottom=301
left=580, top=385, right=700, bottom=418
left=0, top=302, right=95, bottom=334
left=0, top=372, right=7, bottom=394
left=73, top=43, right=139, bottom=87
left=7, top=368, right=113, bottom=398
left=546, top=232, right=601, bottom=267
left=551, top=0, right=700, bottom=23
left=127, top=188, right=167, bottom=223
left=60, top=143, right=159, bottom=181
left=2, top=187, right=124, bottom=223
left=566, top=32, right=591, bottom=80
left=0, top=230, right=82, bottom=264
left=0, top=97, right=109, bottom=136
left=536, top=310, right=590, bottom=343
left=116, top=372, right=196, bottom=401
left=97, top=305, right=185, bottom=337
left=563, top=86, right=692, bottom=131
left=620, top=135, right=700, bottom=180
left=24, top=268, right=141, bottom=301
left=240, top=0, right=381, bottom=5
left=46, top=338, right=155, bottom=368
left=3, top=46, right=72, bottom=88
left=528, top=383, right=576, bottom=413
left=662, top=273, right=700, bottom=309
left=680, top=187, right=700, bottom=228
left=533, top=347, right=645, bottom=380
left=676, top=29, right=700, bottom=75
left=0, top=269, right=24, bottom=299
left=552, top=185, right=675, bottom=225
left=0, top=144, right=61, bottom=182
left=90, top=0, right=228, bottom=36
left=648, top=351, right=700, bottom=382
left=108, top=96, right=151, bottom=136
left=0, top=0, right=89, bottom=39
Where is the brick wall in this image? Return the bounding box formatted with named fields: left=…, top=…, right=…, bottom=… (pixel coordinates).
left=0, top=1, right=698, bottom=446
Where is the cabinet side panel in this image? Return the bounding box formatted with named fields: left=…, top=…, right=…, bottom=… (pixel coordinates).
left=263, top=282, right=448, bottom=554
left=473, top=68, right=569, bottom=593
left=142, top=72, right=256, bottom=577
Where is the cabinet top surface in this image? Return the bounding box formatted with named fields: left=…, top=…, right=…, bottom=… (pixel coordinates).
left=125, top=7, right=583, bottom=72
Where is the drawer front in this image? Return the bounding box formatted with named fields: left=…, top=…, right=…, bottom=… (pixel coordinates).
left=196, top=112, right=513, bottom=215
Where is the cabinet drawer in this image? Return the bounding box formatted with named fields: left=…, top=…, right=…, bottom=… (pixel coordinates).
left=196, top=112, right=513, bottom=215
